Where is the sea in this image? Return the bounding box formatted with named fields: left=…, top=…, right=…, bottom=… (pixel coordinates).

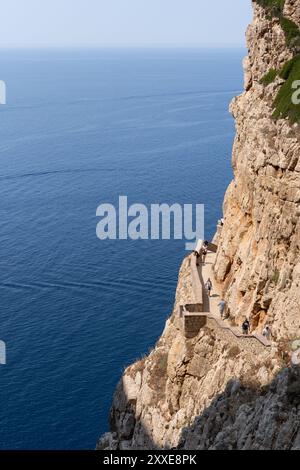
left=0, top=48, right=244, bottom=449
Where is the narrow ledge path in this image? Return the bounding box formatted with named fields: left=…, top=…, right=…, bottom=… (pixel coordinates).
left=181, top=248, right=271, bottom=348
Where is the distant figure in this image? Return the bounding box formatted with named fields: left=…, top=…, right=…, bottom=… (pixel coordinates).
left=205, top=278, right=212, bottom=297
left=202, top=247, right=208, bottom=263
left=242, top=319, right=250, bottom=335
left=220, top=218, right=224, bottom=226
left=196, top=251, right=202, bottom=266
left=262, top=325, right=272, bottom=341
left=203, top=240, right=209, bottom=249
left=193, top=250, right=201, bottom=266
left=218, top=299, right=226, bottom=318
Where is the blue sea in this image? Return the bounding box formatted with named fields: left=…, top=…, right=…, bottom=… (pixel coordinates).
left=0, top=48, right=244, bottom=449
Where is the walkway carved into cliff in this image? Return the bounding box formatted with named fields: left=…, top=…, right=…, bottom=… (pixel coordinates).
left=179, top=243, right=271, bottom=349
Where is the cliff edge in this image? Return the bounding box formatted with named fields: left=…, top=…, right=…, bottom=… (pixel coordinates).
left=98, top=1, right=300, bottom=450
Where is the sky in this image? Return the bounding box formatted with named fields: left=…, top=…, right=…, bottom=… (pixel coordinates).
left=0, top=0, right=253, bottom=48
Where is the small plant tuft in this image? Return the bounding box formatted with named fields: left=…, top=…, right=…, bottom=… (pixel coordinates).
left=260, top=68, right=278, bottom=85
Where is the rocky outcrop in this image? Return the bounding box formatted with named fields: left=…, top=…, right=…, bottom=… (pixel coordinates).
left=97, top=257, right=299, bottom=450
left=98, top=1, right=300, bottom=450
left=181, top=366, right=300, bottom=450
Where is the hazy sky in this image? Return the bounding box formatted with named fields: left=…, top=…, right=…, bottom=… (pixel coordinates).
left=0, top=0, right=253, bottom=48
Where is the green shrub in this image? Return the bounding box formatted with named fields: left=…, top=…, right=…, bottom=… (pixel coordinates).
left=279, top=56, right=300, bottom=79
left=260, top=68, right=278, bottom=85
left=273, top=55, right=300, bottom=122
left=280, top=17, right=300, bottom=46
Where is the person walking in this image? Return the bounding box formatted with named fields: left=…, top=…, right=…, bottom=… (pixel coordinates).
left=218, top=299, right=226, bottom=318
left=262, top=325, right=272, bottom=341
left=242, top=319, right=250, bottom=335
left=202, top=246, right=208, bottom=263
left=196, top=250, right=202, bottom=267
left=205, top=278, right=212, bottom=297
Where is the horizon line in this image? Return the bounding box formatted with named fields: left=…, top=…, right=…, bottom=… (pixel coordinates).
left=0, top=44, right=247, bottom=51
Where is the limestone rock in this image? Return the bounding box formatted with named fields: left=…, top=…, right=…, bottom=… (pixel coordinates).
left=97, top=1, right=300, bottom=451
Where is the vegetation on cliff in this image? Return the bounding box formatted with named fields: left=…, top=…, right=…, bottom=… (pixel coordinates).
left=255, top=0, right=285, bottom=17
left=260, top=68, right=278, bottom=85
left=256, top=0, right=300, bottom=122
left=273, top=55, right=300, bottom=121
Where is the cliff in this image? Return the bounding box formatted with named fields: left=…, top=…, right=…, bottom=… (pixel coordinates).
left=98, top=0, right=300, bottom=450
left=214, top=0, right=300, bottom=343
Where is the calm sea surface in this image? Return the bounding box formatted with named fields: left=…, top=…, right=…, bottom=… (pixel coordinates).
left=0, top=48, right=244, bottom=449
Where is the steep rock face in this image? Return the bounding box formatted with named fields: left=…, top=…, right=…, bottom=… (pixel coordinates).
left=214, top=0, right=300, bottom=342
left=98, top=258, right=299, bottom=450
left=98, top=1, right=300, bottom=450
left=181, top=366, right=300, bottom=451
